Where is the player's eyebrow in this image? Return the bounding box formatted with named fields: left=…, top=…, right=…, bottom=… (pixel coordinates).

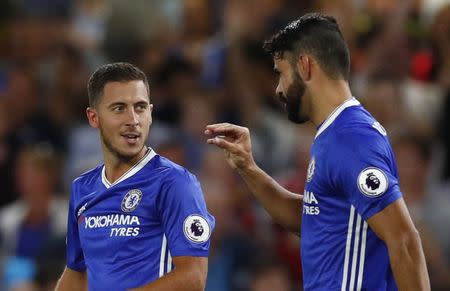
left=107, top=99, right=149, bottom=108
left=107, top=102, right=126, bottom=108
left=134, top=100, right=149, bottom=106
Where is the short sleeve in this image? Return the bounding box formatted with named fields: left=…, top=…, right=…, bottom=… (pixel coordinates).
left=158, top=170, right=215, bottom=257
left=330, top=126, right=402, bottom=220
left=66, top=183, right=86, bottom=271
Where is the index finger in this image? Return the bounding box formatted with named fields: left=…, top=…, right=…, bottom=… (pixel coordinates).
left=205, top=123, right=244, bottom=136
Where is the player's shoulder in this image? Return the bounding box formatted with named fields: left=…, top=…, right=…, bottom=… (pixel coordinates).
left=320, top=106, right=392, bottom=161
left=72, top=164, right=103, bottom=187
left=334, top=106, right=388, bottom=144
left=153, top=154, right=198, bottom=184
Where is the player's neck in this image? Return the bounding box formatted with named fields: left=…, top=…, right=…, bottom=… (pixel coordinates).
left=310, top=80, right=352, bottom=127
left=103, top=146, right=149, bottom=184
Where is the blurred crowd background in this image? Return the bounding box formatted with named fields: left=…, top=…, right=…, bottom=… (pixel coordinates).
left=0, top=0, right=449, bottom=290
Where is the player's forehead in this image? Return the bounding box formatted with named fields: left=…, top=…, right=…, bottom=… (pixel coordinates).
left=101, top=80, right=149, bottom=105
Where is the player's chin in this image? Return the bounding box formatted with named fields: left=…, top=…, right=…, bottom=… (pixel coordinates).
left=287, top=111, right=309, bottom=124
left=116, top=147, right=144, bottom=161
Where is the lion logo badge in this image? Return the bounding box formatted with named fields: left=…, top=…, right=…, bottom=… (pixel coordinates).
left=357, top=167, right=388, bottom=198
left=183, top=215, right=211, bottom=243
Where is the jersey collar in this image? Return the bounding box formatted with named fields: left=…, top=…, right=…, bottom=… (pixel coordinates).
left=101, top=148, right=156, bottom=188
left=315, top=97, right=360, bottom=139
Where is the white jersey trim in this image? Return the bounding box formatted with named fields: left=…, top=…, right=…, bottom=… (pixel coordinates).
left=349, top=214, right=362, bottom=290
left=159, top=235, right=167, bottom=278
left=101, top=148, right=156, bottom=188
left=315, top=97, right=360, bottom=139
left=341, top=206, right=368, bottom=291
left=341, top=206, right=355, bottom=291
left=167, top=252, right=172, bottom=273
left=357, top=222, right=368, bottom=291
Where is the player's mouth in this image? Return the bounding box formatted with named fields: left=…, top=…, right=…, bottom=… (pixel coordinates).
left=121, top=133, right=141, bottom=145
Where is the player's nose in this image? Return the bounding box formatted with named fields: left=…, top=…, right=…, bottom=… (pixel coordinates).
left=276, top=83, right=284, bottom=99
left=126, top=108, right=139, bottom=126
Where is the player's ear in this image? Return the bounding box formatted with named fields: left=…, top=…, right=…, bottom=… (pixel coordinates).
left=86, top=107, right=99, bottom=128
left=148, top=104, right=154, bottom=125
left=296, top=54, right=312, bottom=81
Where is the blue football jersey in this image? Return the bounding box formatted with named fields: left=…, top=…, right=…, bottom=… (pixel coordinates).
left=66, top=149, right=215, bottom=290
left=301, top=98, right=401, bottom=291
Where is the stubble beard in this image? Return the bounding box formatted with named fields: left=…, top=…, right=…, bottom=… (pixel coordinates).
left=99, top=127, right=146, bottom=163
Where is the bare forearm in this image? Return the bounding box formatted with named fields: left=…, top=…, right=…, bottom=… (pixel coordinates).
left=55, top=268, right=87, bottom=291
left=130, top=268, right=205, bottom=291
left=204, top=123, right=302, bottom=233
left=388, top=233, right=430, bottom=290
left=238, top=164, right=302, bottom=234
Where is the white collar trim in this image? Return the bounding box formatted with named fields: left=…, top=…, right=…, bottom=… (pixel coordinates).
left=101, top=148, right=156, bottom=188
left=315, top=97, right=360, bottom=139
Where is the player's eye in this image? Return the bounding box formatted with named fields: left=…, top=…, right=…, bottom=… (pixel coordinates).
left=136, top=104, right=147, bottom=111
left=112, top=106, right=125, bottom=112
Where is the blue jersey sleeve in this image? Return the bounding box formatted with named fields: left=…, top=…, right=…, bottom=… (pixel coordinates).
left=66, top=182, right=86, bottom=271
left=158, top=169, right=215, bottom=257
left=330, top=125, right=402, bottom=220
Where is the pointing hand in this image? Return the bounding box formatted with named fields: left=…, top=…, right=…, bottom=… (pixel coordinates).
left=205, top=123, right=256, bottom=171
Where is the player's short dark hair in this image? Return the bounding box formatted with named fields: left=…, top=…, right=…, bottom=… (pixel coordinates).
left=87, top=62, right=149, bottom=106
left=263, top=13, right=350, bottom=80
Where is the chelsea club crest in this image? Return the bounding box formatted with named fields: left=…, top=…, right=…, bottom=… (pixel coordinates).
left=121, top=189, right=143, bottom=212
left=307, top=157, right=315, bottom=182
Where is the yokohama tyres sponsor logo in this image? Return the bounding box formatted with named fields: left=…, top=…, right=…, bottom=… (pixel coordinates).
left=84, top=214, right=140, bottom=229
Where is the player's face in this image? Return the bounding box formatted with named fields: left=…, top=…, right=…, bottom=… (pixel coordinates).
left=274, top=57, right=309, bottom=124
left=87, top=80, right=153, bottom=162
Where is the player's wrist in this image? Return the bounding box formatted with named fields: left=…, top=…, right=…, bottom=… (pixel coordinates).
left=236, top=159, right=258, bottom=175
